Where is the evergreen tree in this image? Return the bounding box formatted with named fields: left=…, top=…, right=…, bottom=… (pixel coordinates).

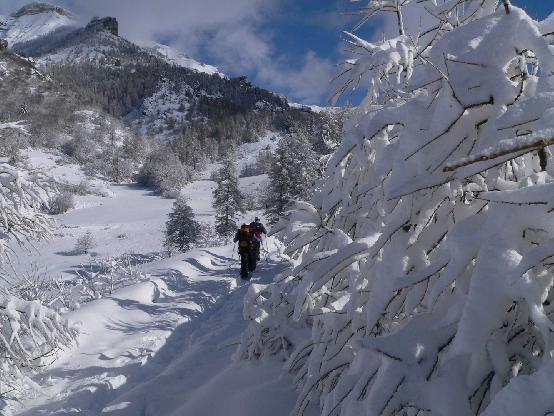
left=265, top=131, right=319, bottom=224
left=164, top=196, right=200, bottom=253
left=213, top=156, right=244, bottom=238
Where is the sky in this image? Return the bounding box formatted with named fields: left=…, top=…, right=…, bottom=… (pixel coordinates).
left=0, top=0, right=552, bottom=105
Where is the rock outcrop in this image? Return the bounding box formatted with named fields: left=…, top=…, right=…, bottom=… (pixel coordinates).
left=86, top=17, right=118, bottom=37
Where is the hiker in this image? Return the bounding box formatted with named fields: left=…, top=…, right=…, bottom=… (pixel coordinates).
left=234, top=223, right=259, bottom=279
left=249, top=217, right=267, bottom=260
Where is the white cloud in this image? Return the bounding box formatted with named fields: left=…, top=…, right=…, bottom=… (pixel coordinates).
left=259, top=51, right=336, bottom=104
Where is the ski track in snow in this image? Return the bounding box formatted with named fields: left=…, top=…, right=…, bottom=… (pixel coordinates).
left=10, top=150, right=315, bottom=416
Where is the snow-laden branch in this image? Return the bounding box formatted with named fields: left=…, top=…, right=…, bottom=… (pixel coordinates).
left=240, top=3, right=554, bottom=416
left=443, top=134, right=554, bottom=172
left=0, top=155, right=76, bottom=398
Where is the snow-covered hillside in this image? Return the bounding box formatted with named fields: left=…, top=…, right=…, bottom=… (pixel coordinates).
left=0, top=3, right=77, bottom=47
left=140, top=41, right=223, bottom=77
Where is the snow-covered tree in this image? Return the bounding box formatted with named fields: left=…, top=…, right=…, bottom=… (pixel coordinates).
left=213, top=156, right=244, bottom=238
left=0, top=122, right=76, bottom=400
left=164, top=195, right=200, bottom=253
left=0, top=123, right=54, bottom=262
left=74, top=231, right=96, bottom=255
left=138, top=148, right=192, bottom=197
left=265, top=131, right=320, bottom=224
left=239, top=3, right=554, bottom=416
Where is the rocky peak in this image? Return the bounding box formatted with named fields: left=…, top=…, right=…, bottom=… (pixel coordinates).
left=86, top=17, right=118, bottom=37
left=11, top=2, right=70, bottom=18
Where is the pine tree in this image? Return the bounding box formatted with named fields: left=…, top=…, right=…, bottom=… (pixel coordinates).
left=265, top=131, right=319, bottom=224
left=213, top=156, right=244, bottom=238
left=164, top=196, right=200, bottom=253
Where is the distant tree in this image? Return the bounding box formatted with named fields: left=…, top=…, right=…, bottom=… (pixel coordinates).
left=74, top=231, right=96, bottom=254
left=213, top=156, right=244, bottom=238
left=164, top=195, right=200, bottom=253
left=265, top=131, right=319, bottom=224
left=138, top=148, right=192, bottom=197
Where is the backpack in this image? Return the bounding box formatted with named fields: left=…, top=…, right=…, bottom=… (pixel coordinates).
left=239, top=226, right=251, bottom=248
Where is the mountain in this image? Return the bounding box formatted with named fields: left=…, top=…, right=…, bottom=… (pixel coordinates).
left=9, top=9, right=338, bottom=150
left=0, top=3, right=341, bottom=196
left=0, top=2, right=78, bottom=47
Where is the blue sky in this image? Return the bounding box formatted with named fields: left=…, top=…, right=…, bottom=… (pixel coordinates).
left=0, top=1, right=552, bottom=105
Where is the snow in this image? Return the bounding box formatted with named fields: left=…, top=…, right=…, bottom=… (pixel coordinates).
left=139, top=41, right=223, bottom=77
left=133, top=79, right=193, bottom=138
left=202, top=131, right=282, bottom=180
left=5, top=144, right=315, bottom=415
left=289, top=102, right=339, bottom=113
left=0, top=5, right=77, bottom=47
left=236, top=4, right=554, bottom=416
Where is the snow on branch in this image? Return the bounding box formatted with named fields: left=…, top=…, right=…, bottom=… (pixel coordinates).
left=0, top=155, right=76, bottom=399
left=443, top=135, right=554, bottom=172
left=240, top=2, right=554, bottom=416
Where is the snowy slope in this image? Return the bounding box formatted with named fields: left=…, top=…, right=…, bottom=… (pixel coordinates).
left=140, top=41, right=223, bottom=76
left=7, top=146, right=316, bottom=415
left=13, top=245, right=317, bottom=416
left=0, top=3, right=78, bottom=47
left=539, top=11, right=554, bottom=34
left=202, top=131, right=282, bottom=179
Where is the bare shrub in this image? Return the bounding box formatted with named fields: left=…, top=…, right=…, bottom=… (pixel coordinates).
left=46, top=191, right=75, bottom=215
left=74, top=231, right=96, bottom=254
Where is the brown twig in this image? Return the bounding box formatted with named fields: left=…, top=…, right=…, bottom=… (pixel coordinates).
left=443, top=137, right=554, bottom=172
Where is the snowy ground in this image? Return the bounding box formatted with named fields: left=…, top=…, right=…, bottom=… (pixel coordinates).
left=9, top=147, right=315, bottom=415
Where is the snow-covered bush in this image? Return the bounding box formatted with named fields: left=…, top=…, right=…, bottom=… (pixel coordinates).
left=74, top=231, right=96, bottom=255
left=4, top=264, right=57, bottom=306
left=0, top=294, right=77, bottom=400
left=0, top=128, right=54, bottom=262
left=0, top=130, right=28, bottom=165
left=0, top=121, right=76, bottom=400
left=138, top=149, right=192, bottom=197
left=197, top=222, right=225, bottom=248
left=45, top=191, right=75, bottom=215
left=239, top=3, right=554, bottom=416
left=74, top=255, right=148, bottom=301
left=240, top=150, right=273, bottom=178
left=65, top=179, right=92, bottom=196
